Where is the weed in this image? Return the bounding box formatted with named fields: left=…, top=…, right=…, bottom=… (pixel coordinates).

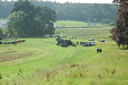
left=98, top=74, right=103, bottom=80
left=70, top=64, right=78, bottom=68
left=105, top=68, right=109, bottom=73
left=0, top=73, right=2, bottom=79
left=79, top=72, right=83, bottom=78
left=47, top=72, right=50, bottom=81
left=111, top=68, right=116, bottom=75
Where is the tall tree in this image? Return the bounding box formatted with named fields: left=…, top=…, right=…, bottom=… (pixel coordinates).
left=8, top=0, right=56, bottom=37
left=111, top=0, right=128, bottom=48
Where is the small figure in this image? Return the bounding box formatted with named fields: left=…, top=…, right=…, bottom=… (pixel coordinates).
left=97, top=48, right=102, bottom=53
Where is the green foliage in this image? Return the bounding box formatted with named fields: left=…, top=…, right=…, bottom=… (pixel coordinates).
left=39, top=2, right=118, bottom=24
left=8, top=0, right=56, bottom=37
left=0, top=73, right=2, bottom=79
left=8, top=11, right=26, bottom=37
left=0, top=1, right=118, bottom=24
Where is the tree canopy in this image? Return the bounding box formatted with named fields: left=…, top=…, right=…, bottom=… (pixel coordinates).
left=8, top=0, right=56, bottom=37
left=0, top=1, right=118, bottom=24
left=111, top=0, right=128, bottom=48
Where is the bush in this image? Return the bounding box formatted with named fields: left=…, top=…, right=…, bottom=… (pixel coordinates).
left=0, top=73, right=2, bottom=79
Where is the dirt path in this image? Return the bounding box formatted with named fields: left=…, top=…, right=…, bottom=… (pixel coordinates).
left=0, top=52, right=34, bottom=63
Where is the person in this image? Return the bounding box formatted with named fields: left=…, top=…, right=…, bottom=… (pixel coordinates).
left=17, top=40, right=21, bottom=43
left=99, top=48, right=102, bottom=53
left=97, top=48, right=102, bottom=53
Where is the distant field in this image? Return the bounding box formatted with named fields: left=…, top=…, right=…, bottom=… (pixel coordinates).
left=55, top=28, right=111, bottom=40
left=55, top=20, right=111, bottom=28
left=55, top=20, right=88, bottom=27
left=0, top=24, right=127, bottom=85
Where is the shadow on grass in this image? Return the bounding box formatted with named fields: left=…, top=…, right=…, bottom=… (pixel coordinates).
left=119, top=48, right=128, bottom=50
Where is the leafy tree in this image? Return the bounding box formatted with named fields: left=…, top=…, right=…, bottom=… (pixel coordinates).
left=8, top=0, right=56, bottom=37
left=111, top=0, right=128, bottom=48
left=8, top=11, right=27, bottom=37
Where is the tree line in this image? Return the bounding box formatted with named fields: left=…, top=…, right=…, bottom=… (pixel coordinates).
left=0, top=1, right=118, bottom=24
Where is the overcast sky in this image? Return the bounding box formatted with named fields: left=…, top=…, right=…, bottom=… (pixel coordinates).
left=43, top=0, right=113, bottom=3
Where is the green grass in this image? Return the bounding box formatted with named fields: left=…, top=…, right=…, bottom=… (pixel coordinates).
left=55, top=20, right=88, bottom=27
left=54, top=20, right=110, bottom=28
left=55, top=27, right=111, bottom=40
left=0, top=26, right=127, bottom=85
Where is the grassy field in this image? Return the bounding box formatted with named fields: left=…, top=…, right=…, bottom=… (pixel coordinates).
left=55, top=20, right=88, bottom=27
left=55, top=28, right=111, bottom=40
left=0, top=23, right=128, bottom=85
left=54, top=20, right=110, bottom=28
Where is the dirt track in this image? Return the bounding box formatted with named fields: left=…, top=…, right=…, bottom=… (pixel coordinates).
left=0, top=52, right=34, bottom=63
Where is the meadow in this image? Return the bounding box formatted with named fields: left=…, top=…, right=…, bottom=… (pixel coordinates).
left=0, top=21, right=128, bottom=85
left=54, top=20, right=110, bottom=28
